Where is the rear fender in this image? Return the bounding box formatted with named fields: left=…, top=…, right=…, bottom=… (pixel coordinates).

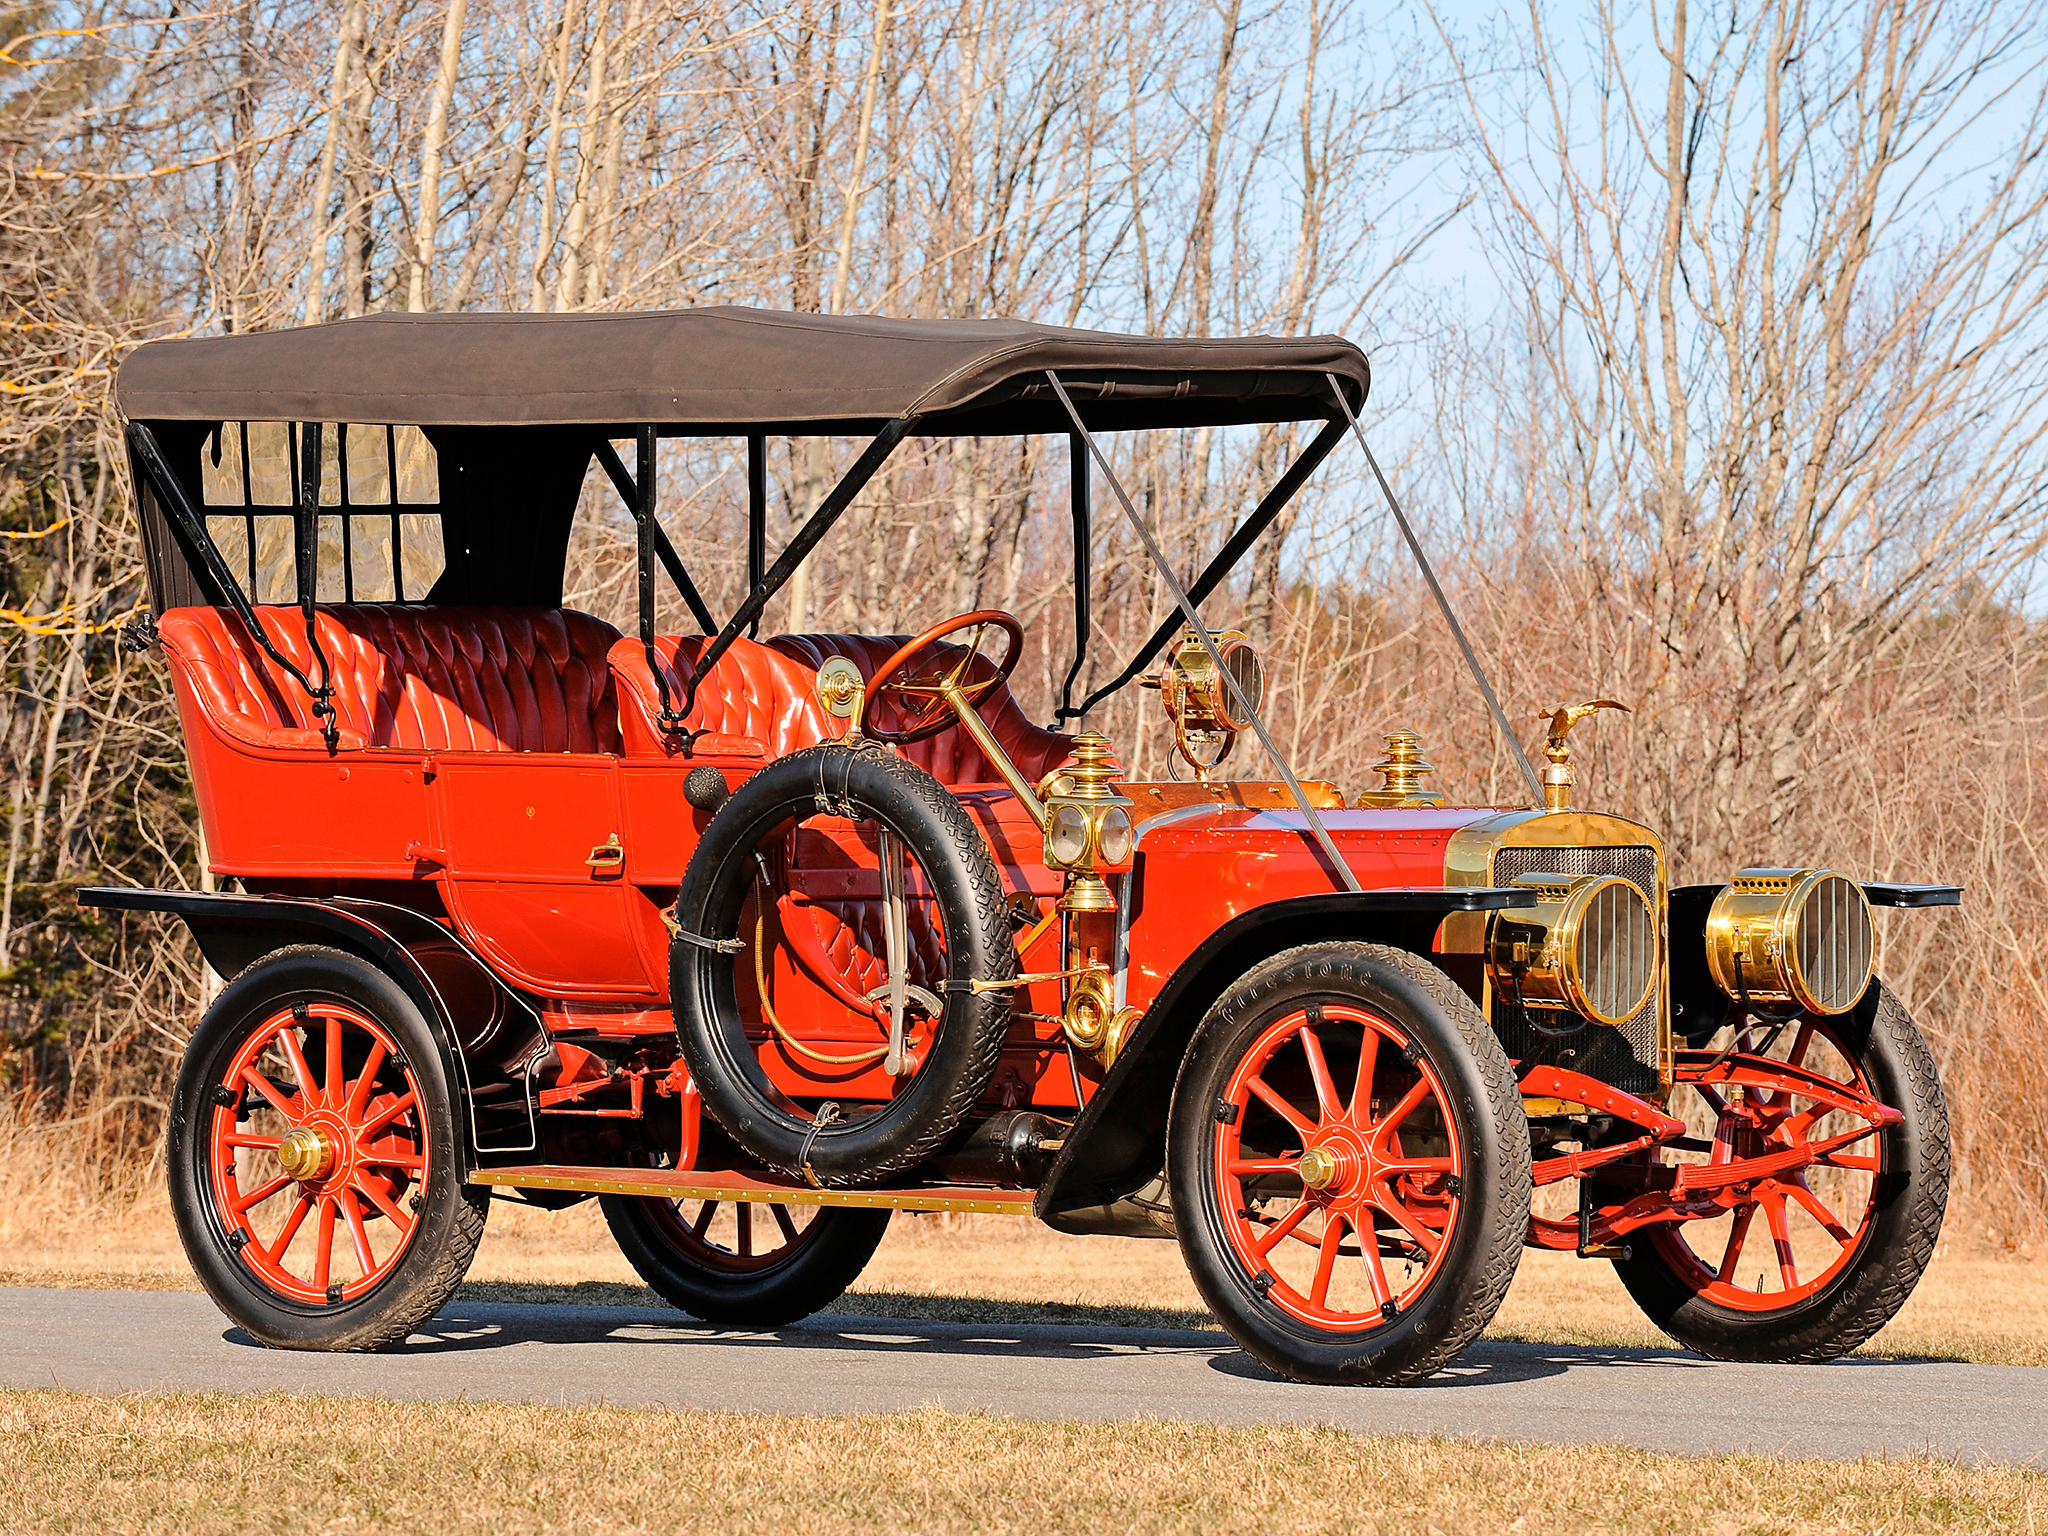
left=1034, top=887, right=1532, bottom=1220
left=76, top=887, right=543, bottom=1165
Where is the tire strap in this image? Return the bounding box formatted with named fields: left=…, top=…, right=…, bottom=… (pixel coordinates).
left=797, top=1101, right=843, bottom=1189
left=668, top=923, right=745, bottom=955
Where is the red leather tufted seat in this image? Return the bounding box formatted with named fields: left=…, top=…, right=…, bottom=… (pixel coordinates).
left=609, top=631, right=1072, bottom=787
left=160, top=605, right=624, bottom=754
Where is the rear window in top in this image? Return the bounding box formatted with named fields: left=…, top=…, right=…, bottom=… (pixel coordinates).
left=198, top=422, right=444, bottom=603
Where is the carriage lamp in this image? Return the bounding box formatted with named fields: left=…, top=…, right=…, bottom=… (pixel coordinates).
left=1144, top=630, right=1265, bottom=781
left=1486, top=872, right=1658, bottom=1027
left=1041, top=733, right=1135, bottom=915
left=1705, top=869, right=1875, bottom=1016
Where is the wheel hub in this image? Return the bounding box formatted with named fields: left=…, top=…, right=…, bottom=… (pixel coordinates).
left=277, top=1124, right=337, bottom=1182
left=1296, top=1145, right=1340, bottom=1190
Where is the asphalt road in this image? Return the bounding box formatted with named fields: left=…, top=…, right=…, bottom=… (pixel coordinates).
left=3, top=1287, right=2042, bottom=1466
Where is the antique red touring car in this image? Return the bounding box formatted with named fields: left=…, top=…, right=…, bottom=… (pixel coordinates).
left=86, top=308, right=1958, bottom=1383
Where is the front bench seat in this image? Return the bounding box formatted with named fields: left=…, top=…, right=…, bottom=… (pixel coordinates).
left=609, top=631, right=1072, bottom=788
left=159, top=605, right=624, bottom=754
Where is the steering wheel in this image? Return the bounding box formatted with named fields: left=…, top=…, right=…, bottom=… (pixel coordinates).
left=864, top=610, right=1025, bottom=745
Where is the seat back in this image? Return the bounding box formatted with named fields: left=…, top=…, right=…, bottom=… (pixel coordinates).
left=608, top=634, right=835, bottom=759
left=159, top=605, right=624, bottom=754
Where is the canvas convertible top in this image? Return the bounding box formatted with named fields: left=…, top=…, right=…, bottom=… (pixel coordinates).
left=115, top=307, right=1370, bottom=434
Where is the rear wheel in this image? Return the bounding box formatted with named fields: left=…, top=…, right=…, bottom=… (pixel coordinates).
left=601, top=1176, right=890, bottom=1327
left=168, top=945, right=486, bottom=1351
left=1612, top=982, right=1949, bottom=1361
left=1168, top=942, right=1530, bottom=1385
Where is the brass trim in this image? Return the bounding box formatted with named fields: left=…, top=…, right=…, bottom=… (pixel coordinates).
left=1442, top=808, right=1672, bottom=1092
left=468, top=1165, right=1036, bottom=1216
left=277, top=1124, right=335, bottom=1181
left=1357, top=727, right=1446, bottom=808
left=1704, top=868, right=1875, bottom=1016
left=1297, top=1146, right=1339, bottom=1190
left=1485, top=872, right=1656, bottom=1026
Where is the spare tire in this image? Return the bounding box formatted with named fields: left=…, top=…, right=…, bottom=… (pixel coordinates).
left=671, top=745, right=1014, bottom=1186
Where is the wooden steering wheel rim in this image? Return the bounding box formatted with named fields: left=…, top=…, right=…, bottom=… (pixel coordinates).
left=864, top=609, right=1026, bottom=745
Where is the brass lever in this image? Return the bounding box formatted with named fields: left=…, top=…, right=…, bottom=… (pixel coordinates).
left=586, top=834, right=625, bottom=875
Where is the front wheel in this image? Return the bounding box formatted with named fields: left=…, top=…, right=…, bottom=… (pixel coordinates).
left=1611, top=982, right=1949, bottom=1362
left=1168, top=942, right=1531, bottom=1385
left=167, top=945, right=487, bottom=1351
left=601, top=1179, right=890, bottom=1327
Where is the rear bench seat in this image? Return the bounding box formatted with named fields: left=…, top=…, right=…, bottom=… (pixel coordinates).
left=608, top=632, right=1072, bottom=788
left=158, top=605, right=624, bottom=754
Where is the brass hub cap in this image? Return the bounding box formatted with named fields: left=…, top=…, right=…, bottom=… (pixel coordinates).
left=277, top=1124, right=337, bottom=1182
left=1296, top=1145, right=1340, bottom=1191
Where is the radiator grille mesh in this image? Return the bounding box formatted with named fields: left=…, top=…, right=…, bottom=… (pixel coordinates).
left=1492, top=844, right=1662, bottom=1096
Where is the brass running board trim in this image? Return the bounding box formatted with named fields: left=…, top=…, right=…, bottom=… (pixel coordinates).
left=469, top=1164, right=1036, bottom=1216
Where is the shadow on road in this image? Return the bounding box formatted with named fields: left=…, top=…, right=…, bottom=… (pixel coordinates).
left=216, top=1300, right=1751, bottom=1389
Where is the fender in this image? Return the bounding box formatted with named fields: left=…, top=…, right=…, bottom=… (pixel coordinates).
left=76, top=886, right=540, bottom=1166
left=1034, top=886, right=1533, bottom=1220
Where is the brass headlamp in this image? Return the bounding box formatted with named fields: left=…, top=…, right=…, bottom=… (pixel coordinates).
left=1706, top=869, right=1874, bottom=1016
left=1486, top=872, right=1658, bottom=1026
left=1145, top=630, right=1265, bottom=780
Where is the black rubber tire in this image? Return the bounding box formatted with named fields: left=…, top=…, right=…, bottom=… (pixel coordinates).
left=1168, top=942, right=1531, bottom=1386
left=600, top=1195, right=891, bottom=1327
left=167, top=945, right=488, bottom=1351
left=1612, top=981, right=1950, bottom=1362
left=671, top=745, right=1014, bottom=1186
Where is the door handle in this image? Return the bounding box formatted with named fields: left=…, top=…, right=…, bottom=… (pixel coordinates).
left=587, top=835, right=625, bottom=876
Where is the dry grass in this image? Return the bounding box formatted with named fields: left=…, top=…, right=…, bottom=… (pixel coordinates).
left=5, top=1185, right=2045, bottom=1364
left=4, top=1389, right=2043, bottom=1535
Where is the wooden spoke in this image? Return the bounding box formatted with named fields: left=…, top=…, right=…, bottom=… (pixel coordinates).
left=356, top=1090, right=418, bottom=1139
left=313, top=1197, right=336, bottom=1292
left=265, top=1195, right=314, bottom=1266
left=277, top=1026, right=317, bottom=1103
left=342, top=1040, right=391, bottom=1120
left=240, top=1066, right=297, bottom=1120
left=1715, top=1203, right=1756, bottom=1285
left=231, top=1171, right=293, bottom=1214
left=1252, top=1198, right=1317, bottom=1258
left=340, top=1189, right=377, bottom=1278
left=1299, top=1026, right=1340, bottom=1122
left=1246, top=1076, right=1317, bottom=1140
left=1309, top=1211, right=1346, bottom=1310
left=324, top=1010, right=344, bottom=1108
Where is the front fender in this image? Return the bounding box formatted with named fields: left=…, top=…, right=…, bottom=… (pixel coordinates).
left=1033, top=886, right=1531, bottom=1220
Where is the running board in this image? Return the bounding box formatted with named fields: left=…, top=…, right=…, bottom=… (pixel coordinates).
left=469, top=1164, right=1037, bottom=1216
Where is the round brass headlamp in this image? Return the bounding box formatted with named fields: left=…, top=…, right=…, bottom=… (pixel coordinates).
left=1486, top=873, right=1658, bottom=1027
left=1157, top=630, right=1265, bottom=733
left=1705, top=869, right=1874, bottom=1016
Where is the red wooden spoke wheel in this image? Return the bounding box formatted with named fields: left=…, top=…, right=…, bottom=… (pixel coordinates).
left=1169, top=942, right=1530, bottom=1386
left=208, top=1001, right=428, bottom=1304
left=602, top=1172, right=891, bottom=1328
left=646, top=1193, right=815, bottom=1274
left=1610, top=983, right=1950, bottom=1362
left=1213, top=1003, right=1462, bottom=1330
left=169, top=947, right=488, bottom=1351
left=1649, top=1018, right=1884, bottom=1310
